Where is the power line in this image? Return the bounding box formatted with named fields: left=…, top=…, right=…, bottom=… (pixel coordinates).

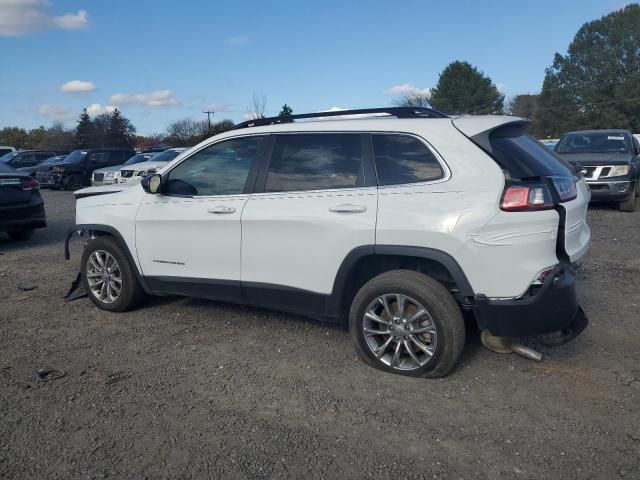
left=203, top=110, right=215, bottom=129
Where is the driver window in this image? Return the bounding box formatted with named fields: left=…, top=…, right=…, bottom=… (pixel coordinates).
left=165, top=136, right=263, bottom=196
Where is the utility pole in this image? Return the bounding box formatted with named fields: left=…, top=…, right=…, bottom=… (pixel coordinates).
left=203, top=109, right=214, bottom=129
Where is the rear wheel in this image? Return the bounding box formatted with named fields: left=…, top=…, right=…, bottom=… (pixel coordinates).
left=349, top=270, right=465, bottom=378
left=64, top=174, right=84, bottom=191
left=619, top=183, right=637, bottom=212
left=81, top=236, right=145, bottom=312
left=7, top=229, right=34, bottom=241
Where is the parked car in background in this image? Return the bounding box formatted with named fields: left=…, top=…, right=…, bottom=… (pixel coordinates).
left=70, top=108, right=590, bottom=378
left=0, top=162, right=46, bottom=241
left=554, top=129, right=640, bottom=211
left=0, top=150, right=65, bottom=170
left=92, top=152, right=157, bottom=186
left=117, top=148, right=187, bottom=185
left=16, top=155, right=66, bottom=179
left=0, top=146, right=16, bottom=157
left=39, top=148, right=135, bottom=190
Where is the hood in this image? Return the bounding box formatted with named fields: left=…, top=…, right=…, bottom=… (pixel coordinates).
left=93, top=164, right=125, bottom=174
left=555, top=151, right=633, bottom=166
left=74, top=184, right=127, bottom=199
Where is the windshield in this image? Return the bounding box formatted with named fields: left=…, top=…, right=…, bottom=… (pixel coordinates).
left=148, top=149, right=183, bottom=163
left=124, top=153, right=155, bottom=165
left=556, top=133, right=629, bottom=154
left=62, top=150, right=88, bottom=164
left=0, top=151, right=20, bottom=163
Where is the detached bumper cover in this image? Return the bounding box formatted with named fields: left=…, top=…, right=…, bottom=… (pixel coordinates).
left=473, top=264, right=588, bottom=338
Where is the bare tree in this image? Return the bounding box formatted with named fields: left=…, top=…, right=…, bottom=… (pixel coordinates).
left=245, top=93, right=267, bottom=120
left=393, top=93, right=432, bottom=108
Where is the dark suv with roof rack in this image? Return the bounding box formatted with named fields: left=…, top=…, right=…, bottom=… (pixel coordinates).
left=554, top=129, right=640, bottom=211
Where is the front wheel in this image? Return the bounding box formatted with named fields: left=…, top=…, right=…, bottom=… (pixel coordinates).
left=349, top=270, right=465, bottom=378
left=81, top=236, right=145, bottom=312
left=619, top=183, right=637, bottom=212
left=64, top=174, right=84, bottom=191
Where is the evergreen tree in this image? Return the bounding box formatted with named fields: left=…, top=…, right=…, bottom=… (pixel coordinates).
left=74, top=109, right=95, bottom=148
left=278, top=104, right=293, bottom=117
left=106, top=109, right=136, bottom=148
left=536, top=4, right=640, bottom=137
left=430, top=61, right=504, bottom=114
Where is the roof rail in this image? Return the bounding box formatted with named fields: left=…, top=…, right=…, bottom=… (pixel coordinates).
left=232, top=107, right=448, bottom=129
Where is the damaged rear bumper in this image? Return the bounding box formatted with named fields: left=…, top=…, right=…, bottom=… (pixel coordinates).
left=473, top=264, right=588, bottom=342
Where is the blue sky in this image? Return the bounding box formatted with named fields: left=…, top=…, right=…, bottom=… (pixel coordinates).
left=0, top=0, right=632, bottom=135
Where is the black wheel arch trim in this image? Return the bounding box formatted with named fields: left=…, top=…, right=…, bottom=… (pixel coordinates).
left=65, top=223, right=152, bottom=294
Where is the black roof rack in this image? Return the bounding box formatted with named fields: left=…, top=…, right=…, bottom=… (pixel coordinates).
left=233, top=107, right=448, bottom=129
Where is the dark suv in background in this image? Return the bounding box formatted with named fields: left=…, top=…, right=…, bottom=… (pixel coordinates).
left=554, top=130, right=640, bottom=211
left=0, top=150, right=66, bottom=170
left=38, top=148, right=135, bottom=190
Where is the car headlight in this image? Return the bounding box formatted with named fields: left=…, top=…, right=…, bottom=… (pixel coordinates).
left=609, top=165, right=630, bottom=177
left=105, top=171, right=115, bottom=179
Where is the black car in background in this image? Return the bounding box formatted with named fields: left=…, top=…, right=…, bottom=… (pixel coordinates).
left=18, top=155, right=66, bottom=182
left=38, top=148, right=135, bottom=190
left=0, top=162, right=46, bottom=241
left=554, top=130, right=640, bottom=211
left=0, top=150, right=67, bottom=170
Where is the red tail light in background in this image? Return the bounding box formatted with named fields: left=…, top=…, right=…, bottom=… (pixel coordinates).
left=20, top=177, right=40, bottom=191
left=501, top=184, right=553, bottom=212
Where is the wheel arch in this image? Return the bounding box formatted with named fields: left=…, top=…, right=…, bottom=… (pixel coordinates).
left=328, top=245, right=475, bottom=322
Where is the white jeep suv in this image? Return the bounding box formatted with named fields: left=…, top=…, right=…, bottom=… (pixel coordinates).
left=67, top=107, right=591, bottom=377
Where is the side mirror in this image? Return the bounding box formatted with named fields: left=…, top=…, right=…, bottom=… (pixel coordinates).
left=142, top=174, right=162, bottom=194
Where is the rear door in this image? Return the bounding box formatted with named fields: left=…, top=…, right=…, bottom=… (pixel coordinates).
left=240, top=132, right=377, bottom=306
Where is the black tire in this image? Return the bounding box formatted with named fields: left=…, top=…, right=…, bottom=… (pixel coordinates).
left=64, top=174, right=84, bottom=191
left=81, top=235, right=145, bottom=312
left=619, top=184, right=637, bottom=212
left=349, top=270, right=465, bottom=378
left=7, top=229, right=35, bottom=241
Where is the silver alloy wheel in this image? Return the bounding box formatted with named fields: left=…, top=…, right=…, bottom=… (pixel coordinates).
left=363, top=293, right=438, bottom=370
left=86, top=250, right=122, bottom=304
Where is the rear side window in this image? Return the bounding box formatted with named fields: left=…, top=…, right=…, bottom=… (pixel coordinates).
left=372, top=134, right=444, bottom=186
left=489, top=127, right=574, bottom=179
left=265, top=134, right=363, bottom=192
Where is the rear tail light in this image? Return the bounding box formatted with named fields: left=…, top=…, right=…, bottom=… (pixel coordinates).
left=549, top=176, right=577, bottom=202
left=20, top=177, right=40, bottom=191
left=500, top=183, right=553, bottom=211
left=53, top=166, right=65, bottom=174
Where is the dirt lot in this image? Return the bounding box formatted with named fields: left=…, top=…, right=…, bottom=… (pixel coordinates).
left=1, top=189, right=639, bottom=479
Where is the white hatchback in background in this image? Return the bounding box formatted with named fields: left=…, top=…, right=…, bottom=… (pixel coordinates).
left=117, top=148, right=188, bottom=185
left=68, top=107, right=590, bottom=378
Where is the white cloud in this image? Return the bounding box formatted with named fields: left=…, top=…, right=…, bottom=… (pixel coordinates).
left=0, top=0, right=88, bottom=37
left=38, top=104, right=74, bottom=120
left=225, top=35, right=248, bottom=45
left=109, top=90, right=178, bottom=108
left=86, top=103, right=116, bottom=116
left=205, top=103, right=230, bottom=112
left=385, top=83, right=431, bottom=98
left=60, top=80, right=96, bottom=93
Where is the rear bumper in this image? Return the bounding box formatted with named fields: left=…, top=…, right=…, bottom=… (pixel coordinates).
left=586, top=180, right=634, bottom=201
left=473, top=264, right=588, bottom=338
left=0, top=200, right=46, bottom=232
left=35, top=172, right=63, bottom=187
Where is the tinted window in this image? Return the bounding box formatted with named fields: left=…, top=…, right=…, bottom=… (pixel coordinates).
left=556, top=132, right=629, bottom=154
left=62, top=150, right=88, bottom=164
left=166, top=136, right=263, bottom=196
left=265, top=134, right=362, bottom=192
left=490, top=128, right=574, bottom=178
left=372, top=134, right=444, bottom=186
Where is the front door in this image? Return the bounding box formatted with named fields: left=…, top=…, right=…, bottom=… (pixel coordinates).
left=135, top=135, right=266, bottom=300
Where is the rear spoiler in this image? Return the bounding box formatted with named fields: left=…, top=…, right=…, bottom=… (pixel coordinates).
left=452, top=116, right=530, bottom=152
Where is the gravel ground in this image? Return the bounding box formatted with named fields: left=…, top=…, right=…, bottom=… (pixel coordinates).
left=1, top=189, right=639, bottom=479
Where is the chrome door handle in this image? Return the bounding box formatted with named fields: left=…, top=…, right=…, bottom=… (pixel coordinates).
left=207, top=206, right=236, bottom=214
left=328, top=204, right=367, bottom=213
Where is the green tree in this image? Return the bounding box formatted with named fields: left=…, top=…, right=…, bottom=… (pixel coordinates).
left=106, top=109, right=136, bottom=148
left=507, top=94, right=544, bottom=136
left=0, top=127, right=30, bottom=149
left=430, top=61, right=504, bottom=114
left=278, top=104, right=293, bottom=117
left=536, top=4, right=640, bottom=137
left=74, top=109, right=95, bottom=148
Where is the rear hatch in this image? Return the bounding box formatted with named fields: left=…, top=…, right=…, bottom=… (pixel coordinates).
left=453, top=116, right=591, bottom=263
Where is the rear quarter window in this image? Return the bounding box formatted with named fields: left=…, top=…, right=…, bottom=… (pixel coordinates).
left=371, top=134, right=444, bottom=186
